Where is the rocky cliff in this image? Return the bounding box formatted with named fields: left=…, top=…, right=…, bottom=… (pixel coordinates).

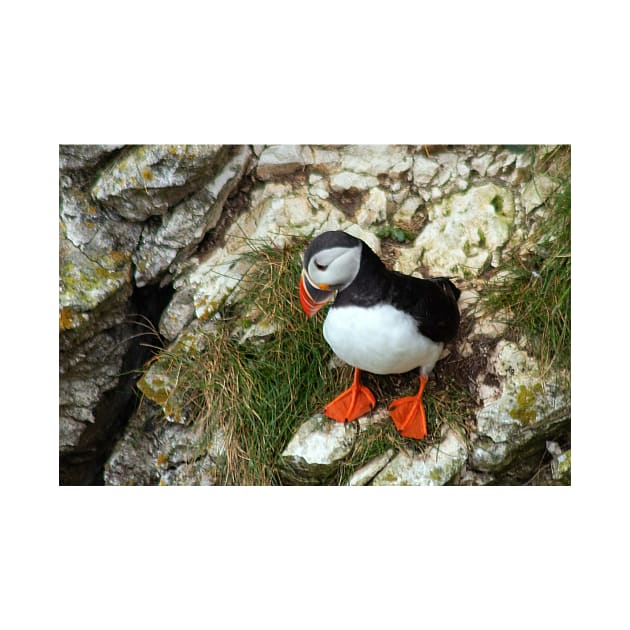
left=59, top=144, right=570, bottom=485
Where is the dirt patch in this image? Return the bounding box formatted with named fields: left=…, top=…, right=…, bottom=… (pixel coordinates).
left=328, top=187, right=366, bottom=217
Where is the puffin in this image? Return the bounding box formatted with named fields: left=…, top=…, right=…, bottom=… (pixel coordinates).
left=299, top=230, right=460, bottom=440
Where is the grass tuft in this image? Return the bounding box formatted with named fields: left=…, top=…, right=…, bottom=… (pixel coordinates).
left=481, top=147, right=571, bottom=377
left=158, top=237, right=351, bottom=484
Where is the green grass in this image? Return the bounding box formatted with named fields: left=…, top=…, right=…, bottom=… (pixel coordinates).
left=154, top=237, right=352, bottom=484
left=481, top=146, right=571, bottom=377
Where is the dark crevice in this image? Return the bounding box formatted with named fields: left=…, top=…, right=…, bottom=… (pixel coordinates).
left=59, top=281, right=174, bottom=485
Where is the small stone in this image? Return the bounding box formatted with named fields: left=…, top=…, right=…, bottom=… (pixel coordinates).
left=392, top=195, right=421, bottom=223
left=356, top=187, right=387, bottom=227
left=280, top=414, right=361, bottom=484
left=470, top=153, right=493, bottom=177
left=347, top=449, right=395, bottom=486
left=457, top=161, right=471, bottom=178
left=413, top=155, right=439, bottom=185
left=330, top=171, right=379, bottom=191
left=521, top=174, right=559, bottom=213
left=372, top=430, right=468, bottom=485
left=341, top=145, right=412, bottom=176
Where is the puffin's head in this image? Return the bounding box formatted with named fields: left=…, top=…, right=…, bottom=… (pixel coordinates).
left=299, top=231, right=362, bottom=317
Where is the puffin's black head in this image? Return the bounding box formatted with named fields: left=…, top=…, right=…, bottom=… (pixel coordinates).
left=299, top=231, right=363, bottom=316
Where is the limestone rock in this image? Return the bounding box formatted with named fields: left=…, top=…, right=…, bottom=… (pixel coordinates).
left=413, top=154, right=439, bottom=185
left=137, top=320, right=217, bottom=424
left=133, top=145, right=251, bottom=286
left=256, top=145, right=340, bottom=179
left=59, top=145, right=124, bottom=188
left=356, top=187, right=387, bottom=227
left=340, top=145, right=412, bottom=177
left=59, top=184, right=142, bottom=457
left=280, top=412, right=385, bottom=484
left=91, top=144, right=225, bottom=221
left=330, top=171, right=379, bottom=191
left=549, top=444, right=571, bottom=483
left=521, top=174, right=559, bottom=213
left=393, top=194, right=422, bottom=222
left=104, top=401, right=226, bottom=486
left=486, top=149, right=517, bottom=177
left=470, top=152, right=494, bottom=177
left=372, top=430, right=468, bottom=485
left=471, top=340, right=570, bottom=474
left=59, top=144, right=123, bottom=172
left=158, top=285, right=196, bottom=341
left=413, top=183, right=515, bottom=276
left=347, top=449, right=395, bottom=486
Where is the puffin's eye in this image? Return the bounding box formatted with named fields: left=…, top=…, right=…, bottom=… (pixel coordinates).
left=314, top=260, right=328, bottom=271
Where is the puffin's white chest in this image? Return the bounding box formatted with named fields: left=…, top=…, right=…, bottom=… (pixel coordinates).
left=323, top=304, right=444, bottom=375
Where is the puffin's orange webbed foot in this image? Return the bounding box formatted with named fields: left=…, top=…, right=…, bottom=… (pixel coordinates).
left=324, top=368, right=376, bottom=423
left=389, top=374, right=429, bottom=440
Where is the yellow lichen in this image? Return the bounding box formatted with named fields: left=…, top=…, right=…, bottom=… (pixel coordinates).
left=59, top=306, right=77, bottom=331
left=509, top=384, right=543, bottom=425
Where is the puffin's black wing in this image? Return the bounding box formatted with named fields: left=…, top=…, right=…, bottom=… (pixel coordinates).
left=390, top=273, right=460, bottom=343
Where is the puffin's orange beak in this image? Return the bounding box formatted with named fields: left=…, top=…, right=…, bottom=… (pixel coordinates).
left=299, top=270, right=334, bottom=317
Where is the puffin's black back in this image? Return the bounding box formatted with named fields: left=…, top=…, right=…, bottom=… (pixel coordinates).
left=327, top=233, right=460, bottom=344
left=389, top=273, right=460, bottom=342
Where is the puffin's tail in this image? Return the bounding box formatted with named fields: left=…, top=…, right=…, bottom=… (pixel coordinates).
left=429, top=277, right=461, bottom=302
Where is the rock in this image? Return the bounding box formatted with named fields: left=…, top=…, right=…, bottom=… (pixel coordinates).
left=520, top=174, right=559, bottom=213
left=470, top=152, right=494, bottom=177
left=59, top=144, right=123, bottom=172
left=280, top=412, right=386, bottom=484
left=308, top=173, right=329, bottom=199
left=340, top=145, right=413, bottom=177
left=330, top=171, right=379, bottom=191
left=471, top=340, right=570, bottom=475
left=91, top=144, right=225, bottom=221
left=412, top=182, right=515, bottom=276
left=372, top=430, right=468, bottom=485
left=434, top=152, right=461, bottom=187
left=59, top=183, right=142, bottom=460
left=59, top=145, right=124, bottom=188
left=59, top=191, right=141, bottom=320
left=486, top=149, right=517, bottom=177
left=137, top=320, right=217, bottom=424
left=66, top=143, right=571, bottom=486
left=413, top=154, right=439, bottom=185
left=551, top=447, right=571, bottom=483
left=158, top=285, right=196, bottom=341
left=256, top=144, right=340, bottom=179
left=133, top=145, right=251, bottom=286
left=256, top=145, right=314, bottom=179
left=393, top=194, right=422, bottom=222
left=104, top=401, right=227, bottom=486
left=347, top=449, right=395, bottom=486
left=356, top=187, right=387, bottom=227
